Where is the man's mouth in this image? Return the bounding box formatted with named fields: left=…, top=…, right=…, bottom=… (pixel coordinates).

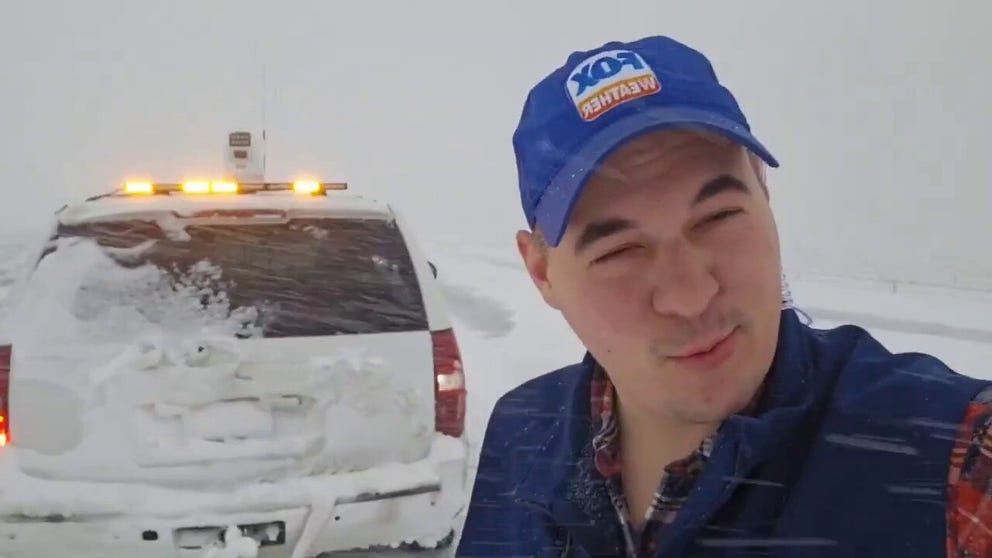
left=673, top=329, right=734, bottom=357
left=669, top=327, right=739, bottom=369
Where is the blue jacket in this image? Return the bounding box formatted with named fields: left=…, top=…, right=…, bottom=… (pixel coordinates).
left=456, top=310, right=990, bottom=557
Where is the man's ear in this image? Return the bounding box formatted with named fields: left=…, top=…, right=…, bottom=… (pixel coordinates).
left=516, top=229, right=561, bottom=309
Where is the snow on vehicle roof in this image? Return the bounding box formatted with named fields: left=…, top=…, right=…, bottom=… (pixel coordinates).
left=56, top=190, right=395, bottom=226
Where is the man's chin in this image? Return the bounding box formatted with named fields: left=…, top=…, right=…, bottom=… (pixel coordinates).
left=670, top=396, right=752, bottom=425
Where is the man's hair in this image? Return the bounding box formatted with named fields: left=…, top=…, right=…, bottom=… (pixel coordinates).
left=748, top=151, right=769, bottom=192
left=530, top=226, right=549, bottom=252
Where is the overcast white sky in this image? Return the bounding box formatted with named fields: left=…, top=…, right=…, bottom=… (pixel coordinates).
left=2, top=0, right=990, bottom=289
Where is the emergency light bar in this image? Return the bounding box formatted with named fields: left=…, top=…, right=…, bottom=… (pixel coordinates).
left=121, top=180, right=347, bottom=196
left=123, top=182, right=153, bottom=195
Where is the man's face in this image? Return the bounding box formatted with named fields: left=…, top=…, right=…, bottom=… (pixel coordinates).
left=517, top=129, right=782, bottom=425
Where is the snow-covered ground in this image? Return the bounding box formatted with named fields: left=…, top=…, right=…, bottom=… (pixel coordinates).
left=1, top=234, right=991, bottom=557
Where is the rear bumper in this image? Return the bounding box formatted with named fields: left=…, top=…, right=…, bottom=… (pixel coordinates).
left=0, top=436, right=467, bottom=558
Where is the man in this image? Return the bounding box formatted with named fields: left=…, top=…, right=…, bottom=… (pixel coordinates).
left=456, top=35, right=992, bottom=557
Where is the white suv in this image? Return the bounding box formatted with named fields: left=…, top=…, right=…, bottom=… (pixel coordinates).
left=0, top=180, right=468, bottom=557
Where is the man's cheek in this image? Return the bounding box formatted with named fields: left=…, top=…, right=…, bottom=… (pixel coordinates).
left=586, top=297, right=645, bottom=336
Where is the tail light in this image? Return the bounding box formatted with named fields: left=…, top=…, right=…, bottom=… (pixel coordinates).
left=432, top=329, right=466, bottom=438
left=0, top=345, right=9, bottom=448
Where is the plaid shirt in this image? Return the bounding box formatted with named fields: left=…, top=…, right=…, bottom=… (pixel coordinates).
left=591, top=366, right=992, bottom=558
left=947, top=385, right=992, bottom=557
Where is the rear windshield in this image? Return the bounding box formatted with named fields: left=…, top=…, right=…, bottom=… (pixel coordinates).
left=43, top=216, right=429, bottom=338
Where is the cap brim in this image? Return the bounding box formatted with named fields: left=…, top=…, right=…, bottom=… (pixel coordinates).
left=533, top=106, right=779, bottom=247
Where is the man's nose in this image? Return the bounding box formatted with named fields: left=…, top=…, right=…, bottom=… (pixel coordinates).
left=649, top=242, right=719, bottom=319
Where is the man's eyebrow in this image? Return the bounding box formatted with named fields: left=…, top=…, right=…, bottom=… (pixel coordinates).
left=693, top=174, right=751, bottom=206
left=574, top=217, right=636, bottom=254
left=571, top=176, right=749, bottom=254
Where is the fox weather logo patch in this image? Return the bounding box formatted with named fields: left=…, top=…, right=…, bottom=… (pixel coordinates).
left=566, top=50, right=661, bottom=121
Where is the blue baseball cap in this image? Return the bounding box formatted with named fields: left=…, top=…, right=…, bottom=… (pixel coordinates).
left=513, top=35, right=779, bottom=247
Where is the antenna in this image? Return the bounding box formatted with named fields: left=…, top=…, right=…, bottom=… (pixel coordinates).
left=261, top=63, right=267, bottom=180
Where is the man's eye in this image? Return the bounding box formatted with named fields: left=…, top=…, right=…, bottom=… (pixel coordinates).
left=701, top=208, right=743, bottom=226
left=592, top=246, right=635, bottom=264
